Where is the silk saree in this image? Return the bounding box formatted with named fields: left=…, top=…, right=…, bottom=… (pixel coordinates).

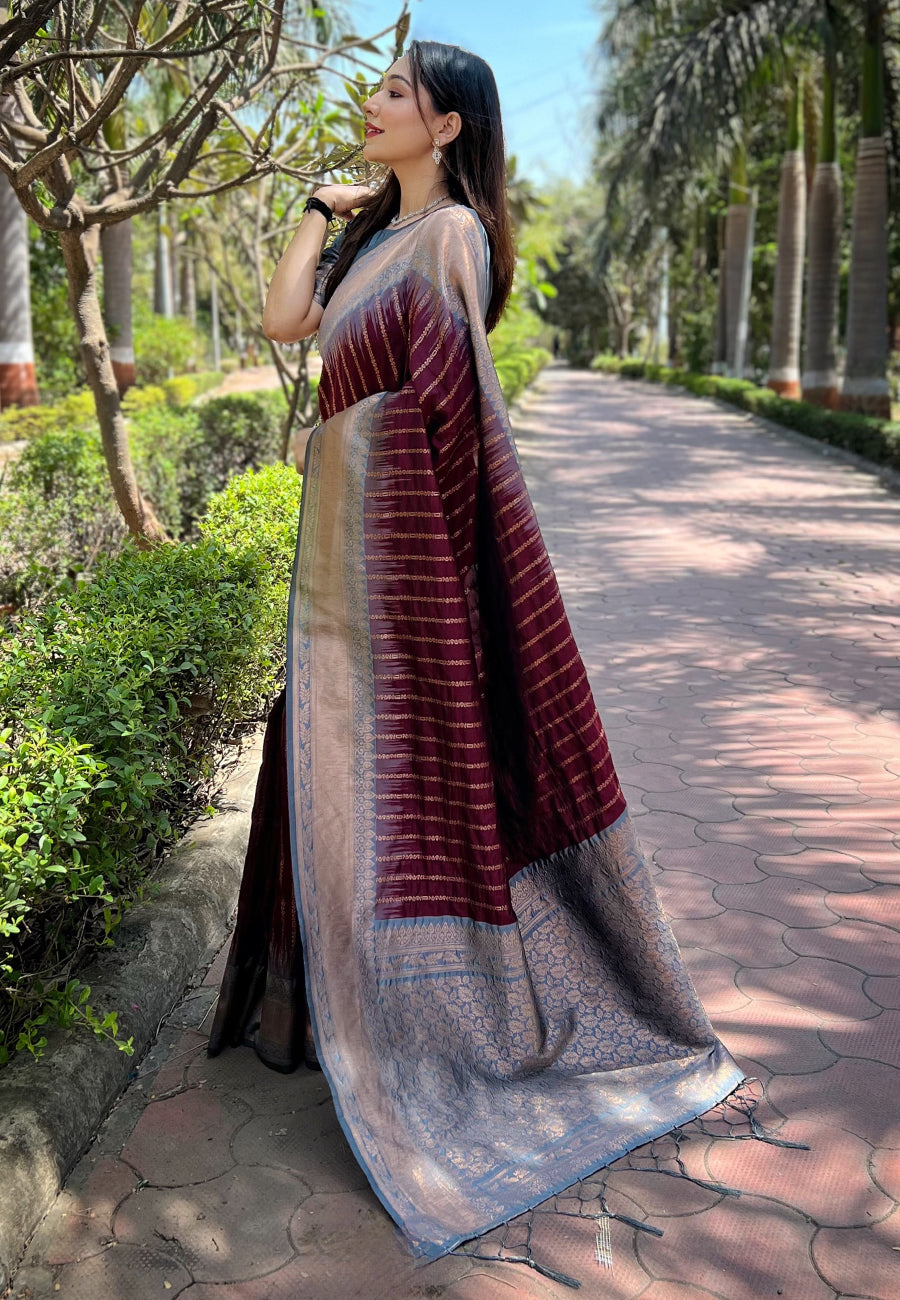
left=211, top=200, right=746, bottom=1260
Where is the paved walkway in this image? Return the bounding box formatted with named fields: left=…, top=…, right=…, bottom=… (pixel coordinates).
left=9, top=368, right=900, bottom=1299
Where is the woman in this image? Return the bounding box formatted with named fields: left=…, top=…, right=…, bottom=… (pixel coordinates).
left=208, top=40, right=747, bottom=1261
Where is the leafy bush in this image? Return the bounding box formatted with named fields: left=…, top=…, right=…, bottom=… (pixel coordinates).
left=163, top=372, right=224, bottom=406
left=489, top=302, right=553, bottom=403
left=590, top=355, right=900, bottom=472
left=0, top=425, right=126, bottom=608
left=120, top=385, right=168, bottom=414
left=0, top=462, right=302, bottom=1066
left=0, top=388, right=294, bottom=606
left=132, top=298, right=208, bottom=385
left=178, top=391, right=290, bottom=535
left=494, top=351, right=545, bottom=403
left=29, top=225, right=85, bottom=404
left=0, top=391, right=96, bottom=445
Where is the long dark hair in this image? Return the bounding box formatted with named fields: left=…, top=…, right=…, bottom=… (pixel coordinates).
left=320, top=40, right=515, bottom=334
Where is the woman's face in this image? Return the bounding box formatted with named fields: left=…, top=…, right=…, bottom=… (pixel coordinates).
left=361, top=56, right=446, bottom=165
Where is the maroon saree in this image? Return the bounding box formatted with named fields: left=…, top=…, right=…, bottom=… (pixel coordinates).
left=210, top=200, right=746, bottom=1259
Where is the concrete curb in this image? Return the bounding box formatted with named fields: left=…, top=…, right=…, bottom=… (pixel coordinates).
left=0, top=720, right=267, bottom=1292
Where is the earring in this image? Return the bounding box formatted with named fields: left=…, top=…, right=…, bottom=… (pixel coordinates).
left=432, top=138, right=442, bottom=165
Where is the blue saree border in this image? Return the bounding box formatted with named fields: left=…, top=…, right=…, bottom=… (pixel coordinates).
left=284, top=420, right=748, bottom=1263
left=284, top=404, right=417, bottom=1244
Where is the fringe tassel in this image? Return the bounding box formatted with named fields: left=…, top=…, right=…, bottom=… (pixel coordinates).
left=451, top=1078, right=808, bottom=1290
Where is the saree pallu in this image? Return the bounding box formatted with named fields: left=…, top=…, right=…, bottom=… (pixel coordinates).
left=227, top=203, right=746, bottom=1259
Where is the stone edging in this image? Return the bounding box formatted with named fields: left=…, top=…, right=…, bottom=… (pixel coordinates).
left=0, top=721, right=267, bottom=1292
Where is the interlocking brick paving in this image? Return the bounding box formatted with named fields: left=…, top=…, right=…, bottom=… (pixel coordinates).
left=9, top=368, right=900, bottom=1299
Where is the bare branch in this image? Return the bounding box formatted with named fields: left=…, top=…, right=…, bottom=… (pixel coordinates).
left=0, top=0, right=57, bottom=72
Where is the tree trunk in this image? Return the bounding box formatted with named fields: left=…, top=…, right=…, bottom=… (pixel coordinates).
left=154, top=201, right=173, bottom=317
left=725, top=202, right=752, bottom=377
left=801, top=163, right=843, bottom=407
left=840, top=4, right=890, bottom=417
left=59, top=224, right=169, bottom=547
left=0, top=98, right=39, bottom=408
left=712, top=213, right=727, bottom=374
left=181, top=247, right=197, bottom=329
left=769, top=79, right=806, bottom=399
left=171, top=224, right=180, bottom=316
left=211, top=267, right=221, bottom=370
left=725, top=141, right=754, bottom=380
left=656, top=236, right=669, bottom=365
left=802, top=36, right=842, bottom=409
left=100, top=217, right=136, bottom=395
left=768, top=152, right=806, bottom=398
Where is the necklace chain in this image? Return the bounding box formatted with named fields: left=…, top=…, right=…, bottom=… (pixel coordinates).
left=388, top=194, right=450, bottom=226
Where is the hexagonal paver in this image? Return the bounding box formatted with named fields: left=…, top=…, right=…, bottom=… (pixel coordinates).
left=289, top=1189, right=422, bottom=1294
left=705, top=1117, right=893, bottom=1226
left=231, top=1107, right=370, bottom=1193
left=680, top=948, right=750, bottom=1015
left=655, top=872, right=725, bottom=921
left=654, top=841, right=765, bottom=886
left=824, top=884, right=900, bottom=926
left=818, top=1008, right=900, bottom=1068
left=52, top=1245, right=192, bottom=1298
left=672, top=910, right=793, bottom=968
left=767, top=1058, right=900, bottom=1146
left=812, top=1215, right=900, bottom=1299
left=783, top=917, right=900, bottom=976
left=865, top=974, right=900, bottom=1009
left=710, top=1000, right=838, bottom=1074
left=636, top=1193, right=832, bottom=1300
left=713, top=875, right=836, bottom=929
left=758, top=847, right=872, bottom=893
left=189, top=1041, right=333, bottom=1115
left=696, top=816, right=807, bottom=857
left=871, top=1147, right=900, bottom=1202
left=119, top=1086, right=248, bottom=1186
left=115, top=1165, right=310, bottom=1282
left=25, top=1158, right=137, bottom=1267
left=736, top=957, right=880, bottom=1022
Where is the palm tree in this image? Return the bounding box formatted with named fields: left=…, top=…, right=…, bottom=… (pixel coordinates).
left=596, top=0, right=897, bottom=399
left=768, top=76, right=806, bottom=398
left=840, top=0, right=891, bottom=417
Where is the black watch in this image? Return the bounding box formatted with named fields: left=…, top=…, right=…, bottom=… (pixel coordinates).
left=304, top=195, right=335, bottom=223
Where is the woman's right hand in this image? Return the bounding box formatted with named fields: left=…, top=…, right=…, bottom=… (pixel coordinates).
left=313, top=183, right=375, bottom=216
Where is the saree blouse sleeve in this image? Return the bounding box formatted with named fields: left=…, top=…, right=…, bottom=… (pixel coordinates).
left=311, top=228, right=346, bottom=306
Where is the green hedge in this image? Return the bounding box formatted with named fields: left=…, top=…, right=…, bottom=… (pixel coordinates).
left=590, top=355, right=900, bottom=472
left=0, top=462, right=302, bottom=1066
left=494, top=346, right=552, bottom=405
left=0, top=388, right=292, bottom=608
left=0, top=372, right=227, bottom=445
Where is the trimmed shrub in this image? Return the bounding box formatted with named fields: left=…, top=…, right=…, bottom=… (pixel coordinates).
left=0, top=388, right=295, bottom=606
left=179, top=392, right=290, bottom=534
left=162, top=372, right=223, bottom=406
left=0, top=462, right=302, bottom=1066
left=0, top=425, right=126, bottom=608
left=132, top=299, right=206, bottom=385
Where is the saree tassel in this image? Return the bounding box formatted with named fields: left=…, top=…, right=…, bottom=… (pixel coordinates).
left=594, top=1214, right=613, bottom=1270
